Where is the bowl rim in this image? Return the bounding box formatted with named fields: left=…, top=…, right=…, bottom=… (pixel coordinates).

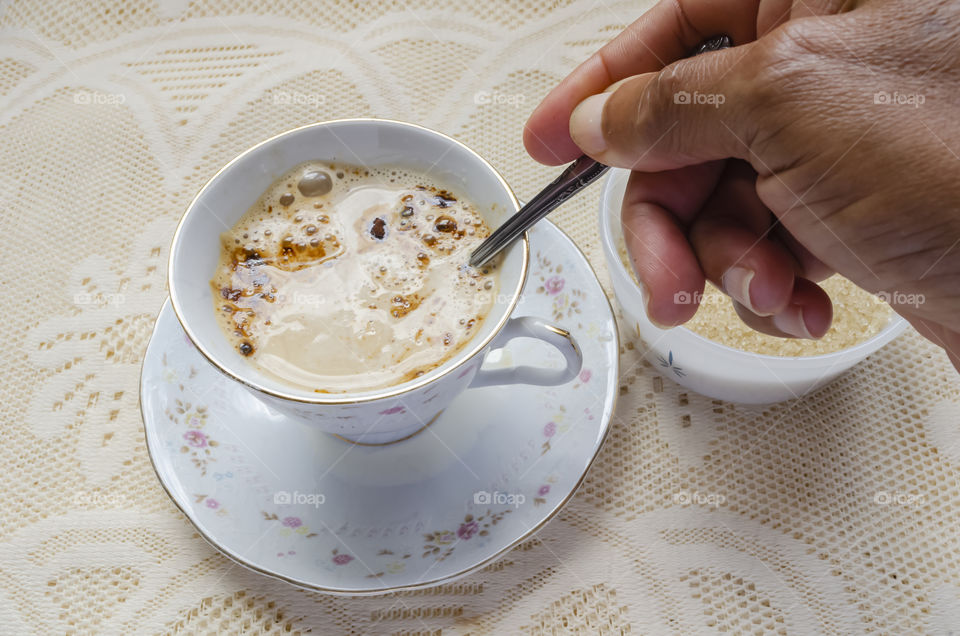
left=598, top=167, right=908, bottom=364
left=168, top=118, right=529, bottom=405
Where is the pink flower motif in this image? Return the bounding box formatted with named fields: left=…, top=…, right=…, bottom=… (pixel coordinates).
left=379, top=405, right=405, bottom=415
left=543, top=422, right=556, bottom=437
left=205, top=498, right=219, bottom=509
left=544, top=276, right=564, bottom=295
left=281, top=516, right=302, bottom=528
left=183, top=430, right=207, bottom=448
left=538, top=485, right=550, bottom=496
left=457, top=520, right=480, bottom=540
left=579, top=369, right=592, bottom=383
left=333, top=553, right=354, bottom=565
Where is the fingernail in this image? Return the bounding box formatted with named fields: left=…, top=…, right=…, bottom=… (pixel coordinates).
left=637, top=279, right=672, bottom=330
left=722, top=267, right=769, bottom=316
left=772, top=305, right=815, bottom=339
left=569, top=93, right=610, bottom=155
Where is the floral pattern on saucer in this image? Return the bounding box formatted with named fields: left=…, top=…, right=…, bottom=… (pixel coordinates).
left=167, top=399, right=220, bottom=475
left=533, top=251, right=587, bottom=324
left=142, top=221, right=618, bottom=593
left=423, top=509, right=513, bottom=562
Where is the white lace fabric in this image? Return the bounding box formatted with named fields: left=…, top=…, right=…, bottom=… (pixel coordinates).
left=1, top=1, right=959, bottom=633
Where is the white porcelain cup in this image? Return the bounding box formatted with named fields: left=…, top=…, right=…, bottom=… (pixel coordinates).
left=168, top=119, right=582, bottom=444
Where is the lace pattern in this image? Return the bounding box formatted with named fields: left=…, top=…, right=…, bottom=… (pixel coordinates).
left=1, top=1, right=959, bottom=632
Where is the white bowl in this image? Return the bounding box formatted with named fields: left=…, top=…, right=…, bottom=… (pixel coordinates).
left=599, top=168, right=908, bottom=404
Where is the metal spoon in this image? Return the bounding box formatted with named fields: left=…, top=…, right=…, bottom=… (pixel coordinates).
left=469, top=34, right=732, bottom=268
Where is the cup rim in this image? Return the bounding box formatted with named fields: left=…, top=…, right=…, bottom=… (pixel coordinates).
left=168, top=118, right=529, bottom=405
left=598, top=166, right=908, bottom=364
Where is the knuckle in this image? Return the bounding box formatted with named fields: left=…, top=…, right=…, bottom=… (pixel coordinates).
left=651, top=61, right=687, bottom=106
left=607, top=73, right=674, bottom=151
left=736, top=20, right=830, bottom=150
left=646, top=63, right=684, bottom=116
left=751, top=20, right=825, bottom=90
left=648, top=59, right=729, bottom=155
left=641, top=65, right=693, bottom=148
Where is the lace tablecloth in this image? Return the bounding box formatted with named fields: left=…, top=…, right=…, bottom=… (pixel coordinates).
left=2, top=1, right=959, bottom=633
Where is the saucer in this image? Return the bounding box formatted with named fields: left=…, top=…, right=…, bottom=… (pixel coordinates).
left=141, top=220, right=618, bottom=594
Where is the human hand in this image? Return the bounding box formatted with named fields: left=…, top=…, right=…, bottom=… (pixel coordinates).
left=524, top=0, right=960, bottom=370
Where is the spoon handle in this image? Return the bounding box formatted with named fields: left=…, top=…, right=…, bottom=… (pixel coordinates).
left=469, top=34, right=732, bottom=269
left=469, top=156, right=608, bottom=267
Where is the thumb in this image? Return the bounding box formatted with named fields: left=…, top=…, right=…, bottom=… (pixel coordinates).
left=569, top=43, right=761, bottom=172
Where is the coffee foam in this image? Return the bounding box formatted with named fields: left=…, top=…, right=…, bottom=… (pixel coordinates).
left=210, top=161, right=500, bottom=393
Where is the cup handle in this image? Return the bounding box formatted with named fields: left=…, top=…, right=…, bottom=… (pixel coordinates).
left=469, top=316, right=582, bottom=389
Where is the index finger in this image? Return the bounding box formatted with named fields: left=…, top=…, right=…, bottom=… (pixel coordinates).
left=522, top=0, right=762, bottom=165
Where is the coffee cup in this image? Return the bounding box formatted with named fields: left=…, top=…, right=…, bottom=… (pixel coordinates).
left=168, top=119, right=582, bottom=444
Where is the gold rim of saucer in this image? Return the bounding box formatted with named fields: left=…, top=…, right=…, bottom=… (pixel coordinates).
left=168, top=118, right=529, bottom=406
